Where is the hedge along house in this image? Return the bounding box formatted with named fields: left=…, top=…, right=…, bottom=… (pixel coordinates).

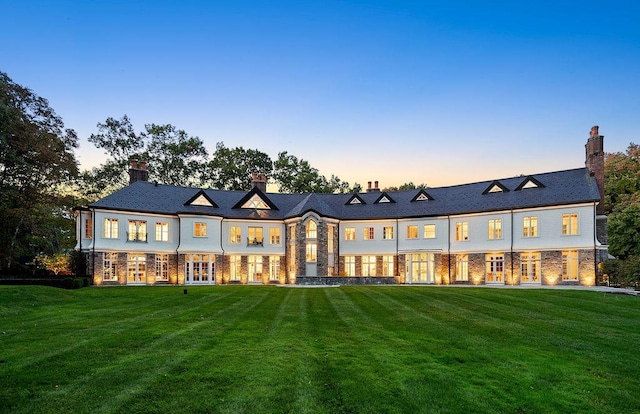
left=75, top=127, right=608, bottom=286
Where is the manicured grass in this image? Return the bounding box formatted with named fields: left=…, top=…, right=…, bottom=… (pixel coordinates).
left=0, top=286, right=638, bottom=413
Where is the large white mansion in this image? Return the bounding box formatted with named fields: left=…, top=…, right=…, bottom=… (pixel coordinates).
left=75, top=127, right=608, bottom=286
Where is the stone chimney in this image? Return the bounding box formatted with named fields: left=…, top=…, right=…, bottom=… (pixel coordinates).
left=251, top=173, right=267, bottom=192
left=129, top=159, right=149, bottom=184
left=585, top=126, right=605, bottom=215
left=366, top=180, right=381, bottom=193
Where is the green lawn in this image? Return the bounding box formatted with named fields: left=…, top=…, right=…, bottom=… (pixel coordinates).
left=0, top=286, right=638, bottom=413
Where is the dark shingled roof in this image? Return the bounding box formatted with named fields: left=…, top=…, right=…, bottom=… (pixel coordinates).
left=89, top=167, right=601, bottom=220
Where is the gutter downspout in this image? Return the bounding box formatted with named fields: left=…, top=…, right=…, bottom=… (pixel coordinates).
left=510, top=209, right=514, bottom=286
left=91, top=208, right=96, bottom=283
left=175, top=215, right=181, bottom=286
left=220, top=218, right=225, bottom=285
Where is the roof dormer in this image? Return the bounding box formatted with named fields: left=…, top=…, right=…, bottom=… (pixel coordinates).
left=482, top=180, right=510, bottom=195
left=411, top=189, right=434, bottom=202
left=233, top=187, right=278, bottom=210
left=346, top=193, right=366, bottom=205
left=515, top=176, right=545, bottom=191
left=184, top=190, right=218, bottom=207
left=374, top=192, right=396, bottom=204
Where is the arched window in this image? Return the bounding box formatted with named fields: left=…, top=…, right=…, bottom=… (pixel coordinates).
left=306, top=220, right=317, bottom=239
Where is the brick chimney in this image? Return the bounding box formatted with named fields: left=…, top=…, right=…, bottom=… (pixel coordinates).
left=251, top=173, right=267, bottom=192
left=585, top=126, right=604, bottom=215
left=129, top=159, right=149, bottom=184
left=366, top=180, right=380, bottom=193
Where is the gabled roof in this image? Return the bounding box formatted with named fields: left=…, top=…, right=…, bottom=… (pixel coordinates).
left=345, top=193, right=366, bottom=205
left=411, top=189, right=434, bottom=202
left=184, top=190, right=218, bottom=208
left=88, top=168, right=600, bottom=221
left=374, top=192, right=396, bottom=204
left=515, top=176, right=545, bottom=191
left=232, top=187, right=279, bottom=210
left=482, top=180, right=510, bottom=194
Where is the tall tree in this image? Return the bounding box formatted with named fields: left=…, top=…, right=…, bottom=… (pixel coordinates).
left=82, top=116, right=208, bottom=198
left=273, top=151, right=353, bottom=193
left=0, top=71, right=79, bottom=271
left=205, top=142, right=273, bottom=191
left=604, top=143, right=640, bottom=214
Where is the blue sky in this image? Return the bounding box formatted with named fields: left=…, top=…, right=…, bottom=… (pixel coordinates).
left=3, top=0, right=639, bottom=188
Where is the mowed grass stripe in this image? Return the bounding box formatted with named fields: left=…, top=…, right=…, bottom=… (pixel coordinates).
left=0, top=286, right=638, bottom=413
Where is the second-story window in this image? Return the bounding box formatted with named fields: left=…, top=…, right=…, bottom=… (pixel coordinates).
left=424, top=224, right=436, bottom=239
left=407, top=225, right=418, bottom=239
left=306, top=220, right=317, bottom=239
left=269, top=227, right=280, bottom=244
left=128, top=220, right=147, bottom=242
left=248, top=226, right=263, bottom=245
left=85, top=218, right=93, bottom=239
left=383, top=226, right=394, bottom=240
left=194, top=222, right=207, bottom=237
left=104, top=218, right=118, bottom=239
left=364, top=227, right=375, bottom=240
left=345, top=227, right=356, bottom=241
left=488, top=219, right=502, bottom=240
left=456, top=222, right=468, bottom=241
left=523, top=216, right=538, bottom=237
left=155, top=222, right=169, bottom=241
left=230, top=226, right=241, bottom=244
left=562, top=213, right=578, bottom=235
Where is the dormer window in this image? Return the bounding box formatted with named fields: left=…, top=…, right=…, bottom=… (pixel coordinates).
left=184, top=190, right=218, bottom=207
left=242, top=193, right=270, bottom=209
left=411, top=189, right=434, bottom=202
left=515, top=176, right=545, bottom=191
left=374, top=192, right=396, bottom=204
left=191, top=194, right=213, bottom=206
left=482, top=181, right=509, bottom=194
left=346, top=194, right=366, bottom=205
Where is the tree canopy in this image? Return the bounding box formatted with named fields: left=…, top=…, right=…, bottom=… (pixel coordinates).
left=0, top=71, right=79, bottom=271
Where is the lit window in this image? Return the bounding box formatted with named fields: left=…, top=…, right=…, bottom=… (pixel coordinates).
left=242, top=194, right=270, bottom=209
left=85, top=218, right=92, bottom=239
left=424, top=224, right=436, bottom=239
left=155, top=253, right=169, bottom=281
left=190, top=194, right=213, bottom=206
left=523, top=216, right=538, bottom=237
left=485, top=254, right=504, bottom=283
left=345, top=227, right=356, bottom=241
left=155, top=222, right=169, bottom=242
left=185, top=254, right=212, bottom=284
left=194, top=222, right=207, bottom=237
left=248, top=227, right=263, bottom=245
left=230, top=226, right=241, bottom=244
left=382, top=256, right=394, bottom=276
left=383, top=226, right=394, bottom=240
left=521, top=252, right=541, bottom=283
left=128, top=220, right=147, bottom=242
left=269, top=256, right=280, bottom=281
left=407, top=225, right=418, bottom=239
left=364, top=227, right=375, bottom=240
left=456, top=254, right=468, bottom=282
left=229, top=255, right=241, bottom=281
left=488, top=219, right=502, bottom=240
left=328, top=225, right=335, bottom=252
left=306, top=220, right=317, bottom=239
left=127, top=253, right=146, bottom=284
left=562, top=250, right=579, bottom=281
left=269, top=227, right=280, bottom=244
left=103, top=218, right=119, bottom=239
left=405, top=253, right=435, bottom=283
left=562, top=213, right=578, bottom=235
left=306, top=243, right=317, bottom=262
left=362, top=255, right=376, bottom=276
left=345, top=256, right=356, bottom=276
left=103, top=252, right=118, bottom=281
left=289, top=225, right=296, bottom=243
left=456, top=222, right=468, bottom=241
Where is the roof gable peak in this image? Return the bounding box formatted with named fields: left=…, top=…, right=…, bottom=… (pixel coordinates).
left=184, top=190, right=218, bottom=207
